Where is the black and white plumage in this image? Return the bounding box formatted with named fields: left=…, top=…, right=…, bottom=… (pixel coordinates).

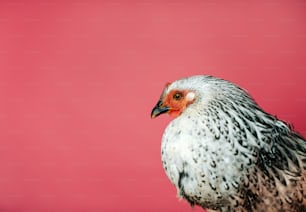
left=151, top=75, right=306, bottom=211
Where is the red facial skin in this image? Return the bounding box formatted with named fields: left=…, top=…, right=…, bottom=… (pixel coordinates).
left=162, top=89, right=195, bottom=118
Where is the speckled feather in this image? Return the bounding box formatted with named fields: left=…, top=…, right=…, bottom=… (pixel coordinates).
left=156, top=76, right=306, bottom=212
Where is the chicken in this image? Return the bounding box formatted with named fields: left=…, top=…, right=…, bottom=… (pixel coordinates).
left=151, top=75, right=306, bottom=211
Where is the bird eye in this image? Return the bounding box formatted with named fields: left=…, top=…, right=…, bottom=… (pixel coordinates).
left=173, top=92, right=183, bottom=101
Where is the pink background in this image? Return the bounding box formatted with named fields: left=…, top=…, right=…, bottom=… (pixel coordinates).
left=0, top=0, right=306, bottom=211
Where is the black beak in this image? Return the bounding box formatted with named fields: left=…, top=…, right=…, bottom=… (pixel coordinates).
left=151, top=100, right=169, bottom=118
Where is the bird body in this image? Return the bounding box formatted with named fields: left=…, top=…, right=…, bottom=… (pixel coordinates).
left=151, top=76, right=306, bottom=211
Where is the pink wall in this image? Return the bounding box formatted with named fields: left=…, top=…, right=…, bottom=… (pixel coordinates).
left=0, top=0, right=305, bottom=211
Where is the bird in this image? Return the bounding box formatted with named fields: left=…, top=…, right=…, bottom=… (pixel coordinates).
left=151, top=75, right=306, bottom=212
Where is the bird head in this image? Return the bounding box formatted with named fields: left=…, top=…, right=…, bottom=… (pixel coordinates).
left=151, top=81, right=197, bottom=118
left=151, top=75, right=239, bottom=119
